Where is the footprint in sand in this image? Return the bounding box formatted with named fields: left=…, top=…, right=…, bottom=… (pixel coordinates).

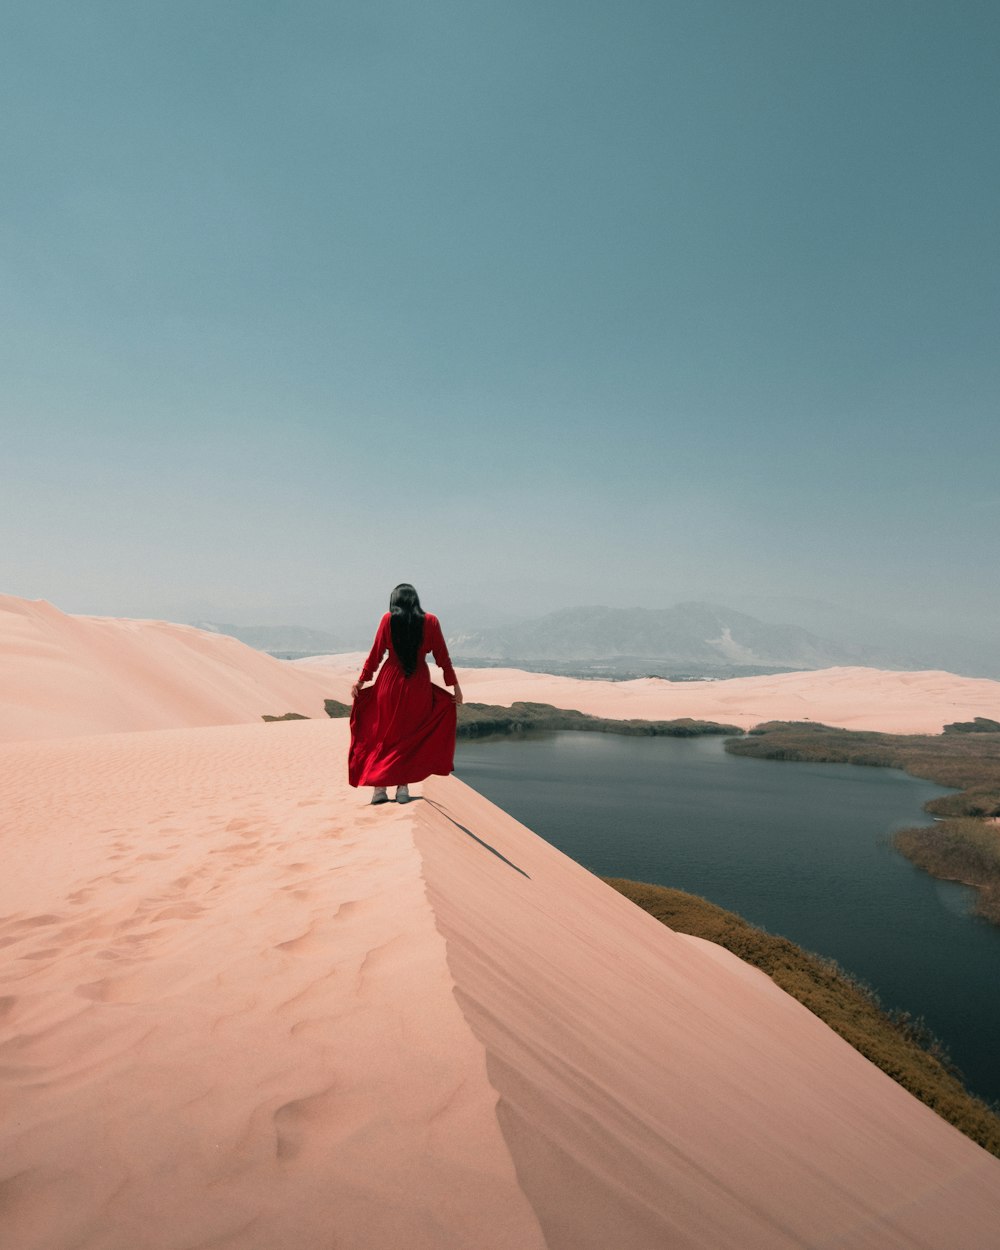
left=54, top=919, right=103, bottom=942
left=272, top=1085, right=338, bottom=1161
left=274, top=925, right=324, bottom=955
left=290, top=1015, right=343, bottom=1040
left=75, top=976, right=144, bottom=1003
left=12, top=914, right=63, bottom=930
left=151, top=903, right=204, bottom=922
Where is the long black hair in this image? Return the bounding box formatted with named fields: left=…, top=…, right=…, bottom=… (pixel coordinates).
left=389, top=583, right=425, bottom=676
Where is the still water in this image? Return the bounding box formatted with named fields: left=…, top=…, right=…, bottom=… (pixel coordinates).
left=455, top=732, right=1000, bottom=1106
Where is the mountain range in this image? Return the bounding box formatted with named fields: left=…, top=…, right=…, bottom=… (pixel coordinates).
left=448, top=600, right=1000, bottom=678
left=447, top=602, right=877, bottom=675
left=194, top=600, right=1000, bottom=679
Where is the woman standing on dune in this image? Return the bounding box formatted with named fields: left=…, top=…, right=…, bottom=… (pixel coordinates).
left=349, top=584, right=463, bottom=804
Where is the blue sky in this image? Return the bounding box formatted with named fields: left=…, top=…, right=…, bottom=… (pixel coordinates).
left=3, top=1, right=998, bottom=638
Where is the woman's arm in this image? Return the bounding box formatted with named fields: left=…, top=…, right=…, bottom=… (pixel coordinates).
left=428, top=616, right=462, bottom=703
left=351, top=615, right=389, bottom=699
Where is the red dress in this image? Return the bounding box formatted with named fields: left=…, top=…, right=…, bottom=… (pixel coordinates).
left=348, top=612, right=458, bottom=787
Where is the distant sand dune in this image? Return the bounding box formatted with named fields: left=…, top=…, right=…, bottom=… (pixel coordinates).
left=3, top=718, right=999, bottom=1248
left=4, top=595, right=998, bottom=743
left=0, top=595, right=335, bottom=740
left=304, top=653, right=1000, bottom=736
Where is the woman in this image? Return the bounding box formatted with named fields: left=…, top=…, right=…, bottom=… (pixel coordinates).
left=348, top=584, right=463, bottom=804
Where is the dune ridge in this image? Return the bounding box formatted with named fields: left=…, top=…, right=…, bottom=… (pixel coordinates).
left=3, top=718, right=999, bottom=1248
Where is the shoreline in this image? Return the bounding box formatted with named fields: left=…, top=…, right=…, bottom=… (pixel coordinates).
left=725, top=722, right=1000, bottom=926
left=332, top=697, right=1000, bottom=923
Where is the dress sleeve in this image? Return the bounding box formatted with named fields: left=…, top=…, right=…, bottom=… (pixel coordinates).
left=358, top=614, right=389, bottom=684
left=427, top=615, right=458, bottom=687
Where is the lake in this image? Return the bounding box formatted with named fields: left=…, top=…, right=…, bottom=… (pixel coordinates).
left=455, top=731, right=1000, bottom=1106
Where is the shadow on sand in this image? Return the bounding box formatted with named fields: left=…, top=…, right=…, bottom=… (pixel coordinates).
left=419, top=798, right=531, bottom=879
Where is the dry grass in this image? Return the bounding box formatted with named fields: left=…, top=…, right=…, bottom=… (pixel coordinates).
left=455, top=701, right=743, bottom=738
left=605, top=877, right=1000, bottom=1158
left=894, top=819, right=1000, bottom=923
left=321, top=698, right=742, bottom=737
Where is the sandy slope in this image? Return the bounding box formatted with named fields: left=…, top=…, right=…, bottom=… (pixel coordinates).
left=0, top=596, right=333, bottom=741
left=2, top=718, right=999, bottom=1249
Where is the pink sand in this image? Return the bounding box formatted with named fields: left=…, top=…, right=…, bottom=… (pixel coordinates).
left=0, top=596, right=332, bottom=741
left=3, top=595, right=1000, bottom=1246
left=2, top=719, right=999, bottom=1248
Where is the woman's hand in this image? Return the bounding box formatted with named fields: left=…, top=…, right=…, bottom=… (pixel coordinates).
left=351, top=681, right=361, bottom=700
left=453, top=682, right=464, bottom=706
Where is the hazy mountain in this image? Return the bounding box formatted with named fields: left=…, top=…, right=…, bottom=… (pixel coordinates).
left=191, top=604, right=529, bottom=658
left=191, top=622, right=362, bottom=656
left=721, top=595, right=1000, bottom=679
left=192, top=599, right=1000, bottom=679
left=433, top=601, right=532, bottom=634
left=447, top=602, right=874, bottom=672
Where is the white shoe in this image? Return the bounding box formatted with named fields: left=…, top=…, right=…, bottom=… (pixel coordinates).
left=395, top=784, right=411, bottom=804
left=371, top=787, right=389, bottom=805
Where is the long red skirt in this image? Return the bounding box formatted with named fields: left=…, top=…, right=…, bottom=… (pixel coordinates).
left=348, top=663, right=457, bottom=787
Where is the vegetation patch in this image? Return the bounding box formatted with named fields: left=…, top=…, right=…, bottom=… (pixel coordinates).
left=604, top=877, right=1000, bottom=1158
left=725, top=721, right=1000, bottom=924
left=316, top=700, right=740, bottom=735
left=455, top=701, right=743, bottom=738
left=944, top=717, right=1000, bottom=734
left=895, top=819, right=1000, bottom=922
left=320, top=697, right=741, bottom=737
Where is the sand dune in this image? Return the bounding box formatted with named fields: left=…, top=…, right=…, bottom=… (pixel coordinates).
left=2, top=718, right=999, bottom=1248
left=0, top=596, right=334, bottom=741
left=4, top=595, right=998, bottom=743
left=303, top=652, right=1000, bottom=735
left=4, top=596, right=1000, bottom=1244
